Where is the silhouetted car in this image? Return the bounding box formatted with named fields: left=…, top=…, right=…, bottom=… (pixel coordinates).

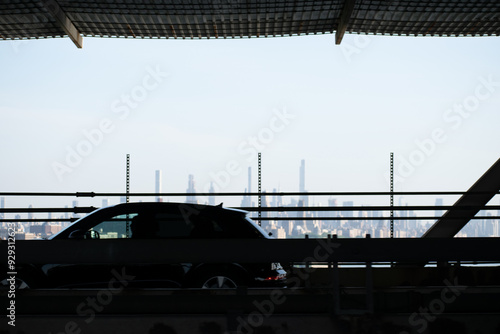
left=9, top=202, right=286, bottom=289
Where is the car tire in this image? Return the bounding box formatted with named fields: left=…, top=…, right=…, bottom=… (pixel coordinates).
left=198, top=275, right=239, bottom=288
left=191, top=267, right=247, bottom=289
left=0, top=276, right=31, bottom=290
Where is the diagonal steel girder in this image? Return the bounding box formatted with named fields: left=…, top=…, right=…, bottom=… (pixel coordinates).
left=335, top=0, right=356, bottom=45
left=422, top=157, right=500, bottom=238
left=41, top=0, right=83, bottom=48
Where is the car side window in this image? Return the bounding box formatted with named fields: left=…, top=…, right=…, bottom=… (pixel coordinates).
left=155, top=208, right=227, bottom=238
left=155, top=213, right=193, bottom=238
left=91, top=213, right=138, bottom=239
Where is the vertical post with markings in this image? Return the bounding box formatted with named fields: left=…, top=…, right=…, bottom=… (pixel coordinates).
left=126, top=154, right=131, bottom=238
left=390, top=152, right=394, bottom=239
left=258, top=152, right=262, bottom=226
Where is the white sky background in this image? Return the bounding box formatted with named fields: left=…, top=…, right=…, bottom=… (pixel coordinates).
left=1, top=33, right=499, bottom=209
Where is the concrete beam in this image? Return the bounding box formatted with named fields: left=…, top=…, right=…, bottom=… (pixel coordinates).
left=335, top=0, right=356, bottom=44
left=41, top=0, right=83, bottom=48
left=5, top=237, right=500, bottom=264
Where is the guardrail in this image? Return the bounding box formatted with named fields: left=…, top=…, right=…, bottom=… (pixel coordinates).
left=3, top=237, right=500, bottom=264
left=1, top=191, right=500, bottom=224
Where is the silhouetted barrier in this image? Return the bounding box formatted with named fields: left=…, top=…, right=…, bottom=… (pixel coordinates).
left=3, top=237, right=500, bottom=265
left=1, top=191, right=500, bottom=224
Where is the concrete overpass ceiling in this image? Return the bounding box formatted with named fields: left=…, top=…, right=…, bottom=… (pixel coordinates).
left=0, top=1, right=499, bottom=48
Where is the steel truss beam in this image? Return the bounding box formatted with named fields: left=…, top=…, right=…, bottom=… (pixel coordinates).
left=41, top=0, right=83, bottom=48
left=423, top=158, right=500, bottom=238
left=336, top=0, right=356, bottom=44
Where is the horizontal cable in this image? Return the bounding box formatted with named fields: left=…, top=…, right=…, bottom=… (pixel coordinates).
left=2, top=205, right=500, bottom=213
left=2, top=216, right=499, bottom=223
left=252, top=216, right=500, bottom=221
left=0, top=206, right=96, bottom=213
left=1, top=191, right=499, bottom=197
left=237, top=205, right=500, bottom=212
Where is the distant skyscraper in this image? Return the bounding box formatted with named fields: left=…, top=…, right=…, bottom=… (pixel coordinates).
left=186, top=174, right=197, bottom=204
left=241, top=167, right=253, bottom=207
left=27, top=204, right=33, bottom=220
left=342, top=201, right=354, bottom=218
left=299, top=159, right=308, bottom=206
left=435, top=198, right=443, bottom=219
left=208, top=182, right=216, bottom=206
left=299, top=160, right=305, bottom=193
left=155, top=170, right=162, bottom=202
left=272, top=188, right=278, bottom=207
left=72, top=201, right=80, bottom=218
left=271, top=188, right=283, bottom=207
left=260, top=191, right=270, bottom=230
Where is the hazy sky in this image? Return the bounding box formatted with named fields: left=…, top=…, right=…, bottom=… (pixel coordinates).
left=1, top=33, right=499, bottom=208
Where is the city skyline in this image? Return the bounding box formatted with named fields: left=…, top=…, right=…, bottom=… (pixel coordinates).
left=0, top=35, right=500, bottom=209
left=1, top=34, right=500, bottom=214
left=2, top=156, right=500, bottom=240
left=1, top=155, right=500, bottom=210
left=2, top=190, right=498, bottom=240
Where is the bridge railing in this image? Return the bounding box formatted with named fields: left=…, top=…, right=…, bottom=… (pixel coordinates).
left=1, top=191, right=499, bottom=238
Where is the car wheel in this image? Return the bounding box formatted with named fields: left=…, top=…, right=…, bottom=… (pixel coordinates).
left=0, top=276, right=30, bottom=290
left=199, top=275, right=239, bottom=289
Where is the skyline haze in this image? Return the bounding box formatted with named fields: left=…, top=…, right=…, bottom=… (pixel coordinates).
left=1, top=34, right=499, bottom=209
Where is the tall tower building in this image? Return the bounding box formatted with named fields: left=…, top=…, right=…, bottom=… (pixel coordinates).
left=155, top=170, right=162, bottom=202
left=186, top=174, right=197, bottom=204
left=241, top=167, right=253, bottom=207
left=299, top=160, right=305, bottom=193
left=28, top=204, right=34, bottom=220
left=435, top=198, right=443, bottom=219
left=260, top=191, right=271, bottom=231
left=299, top=159, right=308, bottom=207
left=208, top=182, right=216, bottom=206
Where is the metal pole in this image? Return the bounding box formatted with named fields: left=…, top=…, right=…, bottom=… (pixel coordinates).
left=126, top=154, right=131, bottom=238
left=126, top=154, right=130, bottom=203
left=258, top=152, right=262, bottom=226
left=390, top=152, right=394, bottom=238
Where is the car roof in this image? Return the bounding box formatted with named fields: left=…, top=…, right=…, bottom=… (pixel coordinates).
left=104, top=202, right=248, bottom=215
left=48, top=202, right=264, bottom=240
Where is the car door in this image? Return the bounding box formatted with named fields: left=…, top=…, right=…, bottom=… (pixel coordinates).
left=43, top=212, right=137, bottom=288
